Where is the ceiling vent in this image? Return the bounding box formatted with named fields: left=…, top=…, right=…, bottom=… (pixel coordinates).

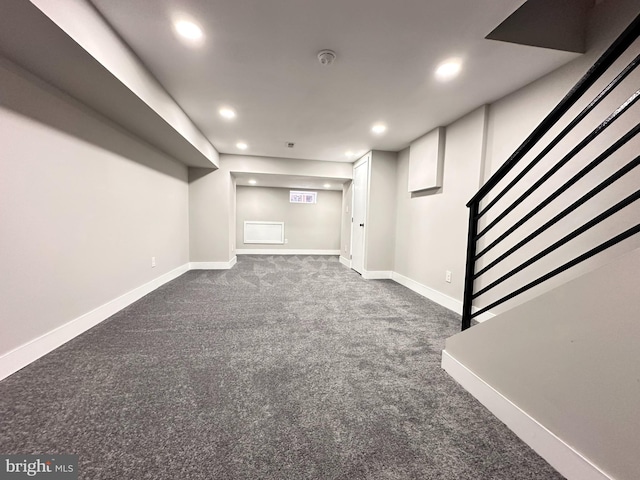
left=286, top=142, right=295, bottom=148
left=317, top=49, right=336, bottom=66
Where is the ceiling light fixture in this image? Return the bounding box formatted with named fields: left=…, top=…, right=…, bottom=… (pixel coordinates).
left=345, top=151, right=355, bottom=158
left=248, top=179, right=257, bottom=185
left=236, top=142, right=248, bottom=150
left=219, top=107, right=236, bottom=119
left=174, top=19, right=204, bottom=44
left=371, top=123, right=387, bottom=135
left=323, top=183, right=331, bottom=188
left=435, top=58, right=462, bottom=81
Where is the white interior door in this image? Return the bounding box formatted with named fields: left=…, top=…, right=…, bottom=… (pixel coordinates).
left=351, top=156, right=369, bottom=274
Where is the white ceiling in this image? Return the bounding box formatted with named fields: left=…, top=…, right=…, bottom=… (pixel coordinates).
left=89, top=0, right=581, bottom=163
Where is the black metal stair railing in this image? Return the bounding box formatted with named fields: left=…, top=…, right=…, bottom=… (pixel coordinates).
left=461, top=14, right=640, bottom=330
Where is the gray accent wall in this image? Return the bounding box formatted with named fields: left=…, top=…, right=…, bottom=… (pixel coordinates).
left=0, top=59, right=189, bottom=357
left=236, top=186, right=341, bottom=251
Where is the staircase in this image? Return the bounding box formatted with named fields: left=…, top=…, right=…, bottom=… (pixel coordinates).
left=443, top=12, right=640, bottom=480
left=461, top=13, right=640, bottom=330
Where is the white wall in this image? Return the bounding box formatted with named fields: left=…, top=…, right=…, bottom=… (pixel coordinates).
left=445, top=246, right=640, bottom=480
left=0, top=60, right=189, bottom=358
left=394, top=107, right=488, bottom=304
left=236, top=186, right=341, bottom=251
left=366, top=151, right=398, bottom=272
left=188, top=166, right=233, bottom=263
left=29, top=0, right=219, bottom=166
left=188, top=153, right=353, bottom=263
left=223, top=154, right=353, bottom=179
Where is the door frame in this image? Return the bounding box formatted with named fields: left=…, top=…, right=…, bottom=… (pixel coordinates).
left=350, top=152, right=371, bottom=274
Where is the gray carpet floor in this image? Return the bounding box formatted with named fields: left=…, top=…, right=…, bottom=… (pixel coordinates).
left=0, top=255, right=564, bottom=479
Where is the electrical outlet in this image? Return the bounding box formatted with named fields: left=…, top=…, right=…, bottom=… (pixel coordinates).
left=445, top=270, right=452, bottom=283
left=152, top=257, right=156, bottom=268
left=284, top=239, right=288, bottom=244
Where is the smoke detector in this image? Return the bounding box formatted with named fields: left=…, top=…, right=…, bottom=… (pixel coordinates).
left=317, top=49, right=336, bottom=66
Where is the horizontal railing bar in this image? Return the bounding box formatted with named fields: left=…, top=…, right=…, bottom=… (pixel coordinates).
left=475, top=89, right=640, bottom=241
left=473, top=189, right=640, bottom=299
left=467, top=13, right=640, bottom=208
left=474, top=155, right=640, bottom=278
left=474, top=124, right=640, bottom=261
left=475, top=53, right=640, bottom=220
left=470, top=223, right=640, bottom=318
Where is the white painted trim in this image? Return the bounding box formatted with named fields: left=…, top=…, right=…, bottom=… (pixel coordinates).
left=352, top=151, right=372, bottom=168
left=441, top=350, right=613, bottom=480
left=0, top=259, right=497, bottom=385
left=362, top=270, right=393, bottom=280
left=0, top=263, right=190, bottom=382
left=392, top=271, right=460, bottom=311
left=351, top=153, right=370, bottom=276
left=391, top=271, right=495, bottom=321
left=236, top=249, right=340, bottom=255
left=189, top=256, right=237, bottom=270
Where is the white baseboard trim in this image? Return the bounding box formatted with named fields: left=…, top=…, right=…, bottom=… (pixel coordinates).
left=0, top=263, right=190, bottom=382
left=189, top=256, right=237, bottom=270
left=391, top=271, right=495, bottom=322
left=441, top=350, right=612, bottom=480
left=339, top=256, right=351, bottom=268
left=392, top=271, right=460, bottom=312
left=236, top=249, right=340, bottom=255
left=0, top=261, right=495, bottom=383
left=362, top=270, right=393, bottom=280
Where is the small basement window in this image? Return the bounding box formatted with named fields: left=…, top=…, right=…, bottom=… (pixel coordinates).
left=290, top=191, right=317, bottom=204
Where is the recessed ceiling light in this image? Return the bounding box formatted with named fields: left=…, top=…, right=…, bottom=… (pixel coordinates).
left=435, top=59, right=462, bottom=81
left=371, top=123, right=387, bottom=135
left=323, top=183, right=331, bottom=188
left=174, top=20, right=204, bottom=44
left=248, top=179, right=257, bottom=185
left=345, top=151, right=355, bottom=158
left=236, top=142, right=248, bottom=150
left=219, top=108, right=236, bottom=119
